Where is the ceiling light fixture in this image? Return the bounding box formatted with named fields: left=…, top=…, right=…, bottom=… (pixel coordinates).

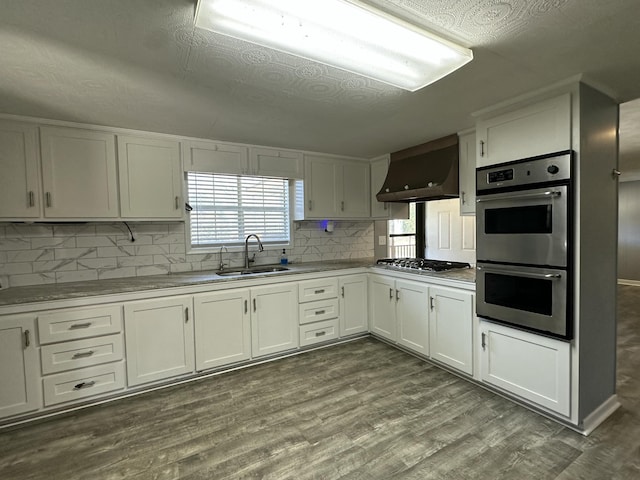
left=194, top=0, right=473, bottom=92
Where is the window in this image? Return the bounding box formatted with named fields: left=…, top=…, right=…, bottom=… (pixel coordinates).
left=187, top=172, right=290, bottom=249
left=388, top=203, right=416, bottom=257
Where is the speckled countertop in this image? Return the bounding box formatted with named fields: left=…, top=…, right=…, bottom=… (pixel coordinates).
left=0, top=258, right=475, bottom=307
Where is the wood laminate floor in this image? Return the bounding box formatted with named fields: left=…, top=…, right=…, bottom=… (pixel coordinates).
left=1, top=286, right=640, bottom=479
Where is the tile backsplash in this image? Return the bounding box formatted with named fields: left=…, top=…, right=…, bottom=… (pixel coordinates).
left=0, top=221, right=374, bottom=288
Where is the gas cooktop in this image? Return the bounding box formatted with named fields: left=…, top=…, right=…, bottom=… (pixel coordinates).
left=376, top=258, right=471, bottom=272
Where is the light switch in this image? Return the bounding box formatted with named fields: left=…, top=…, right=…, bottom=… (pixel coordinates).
left=378, top=235, right=387, bottom=246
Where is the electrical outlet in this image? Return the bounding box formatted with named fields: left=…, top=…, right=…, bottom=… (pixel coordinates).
left=378, top=235, right=387, bottom=246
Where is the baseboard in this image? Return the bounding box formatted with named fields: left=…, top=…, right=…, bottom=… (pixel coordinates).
left=618, top=279, right=640, bottom=286
left=579, top=395, right=621, bottom=436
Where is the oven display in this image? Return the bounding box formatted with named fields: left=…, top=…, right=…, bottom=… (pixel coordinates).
left=487, top=169, right=514, bottom=183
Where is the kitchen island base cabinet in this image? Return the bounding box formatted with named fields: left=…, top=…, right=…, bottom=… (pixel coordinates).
left=339, top=274, right=368, bottom=337
left=251, top=284, right=298, bottom=358
left=124, top=297, right=195, bottom=387
left=429, top=287, right=474, bottom=375
left=0, top=316, right=40, bottom=419
left=479, top=320, right=570, bottom=417
left=194, top=290, right=251, bottom=371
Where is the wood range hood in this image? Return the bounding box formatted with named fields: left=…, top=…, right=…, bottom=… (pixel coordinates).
left=376, top=134, right=459, bottom=203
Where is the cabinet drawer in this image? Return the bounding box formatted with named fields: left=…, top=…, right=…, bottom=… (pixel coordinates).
left=40, top=333, right=124, bottom=375
left=299, top=319, right=339, bottom=347
left=298, top=298, right=339, bottom=325
left=42, top=361, right=125, bottom=406
left=298, top=278, right=338, bottom=302
left=38, top=305, right=122, bottom=344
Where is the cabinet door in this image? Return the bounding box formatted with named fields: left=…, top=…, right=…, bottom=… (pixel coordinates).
left=251, top=284, right=298, bottom=358
left=118, top=135, right=183, bottom=219
left=429, top=287, right=473, bottom=375
left=339, top=161, right=370, bottom=217
left=339, top=274, right=368, bottom=336
left=0, top=121, right=41, bottom=219
left=479, top=320, right=570, bottom=416
left=124, top=296, right=194, bottom=387
left=194, top=289, right=251, bottom=371
left=458, top=131, right=476, bottom=215
left=250, top=147, right=303, bottom=179
left=476, top=93, right=571, bottom=167
left=304, top=155, right=338, bottom=217
left=0, top=316, right=40, bottom=418
left=368, top=275, right=396, bottom=341
left=182, top=140, right=249, bottom=175
left=396, top=280, right=429, bottom=355
left=40, top=126, right=118, bottom=218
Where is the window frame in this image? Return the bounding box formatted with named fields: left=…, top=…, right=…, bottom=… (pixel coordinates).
left=184, top=172, right=294, bottom=254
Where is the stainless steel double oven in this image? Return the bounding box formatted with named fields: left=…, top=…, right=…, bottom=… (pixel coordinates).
left=475, top=151, right=573, bottom=339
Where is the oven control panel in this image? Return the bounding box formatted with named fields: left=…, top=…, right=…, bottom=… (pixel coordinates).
left=477, top=151, right=572, bottom=192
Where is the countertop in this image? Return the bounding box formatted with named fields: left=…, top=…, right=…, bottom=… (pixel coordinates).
left=0, top=258, right=475, bottom=307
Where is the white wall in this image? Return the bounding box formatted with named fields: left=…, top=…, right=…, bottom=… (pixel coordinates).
left=0, top=220, right=374, bottom=288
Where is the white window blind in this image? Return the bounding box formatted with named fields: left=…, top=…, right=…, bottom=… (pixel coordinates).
left=187, top=172, right=290, bottom=248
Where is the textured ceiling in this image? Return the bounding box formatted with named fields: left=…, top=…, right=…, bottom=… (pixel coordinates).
left=1, top=0, right=640, bottom=175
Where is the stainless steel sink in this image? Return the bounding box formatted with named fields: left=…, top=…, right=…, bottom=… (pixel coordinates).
left=216, top=266, right=289, bottom=276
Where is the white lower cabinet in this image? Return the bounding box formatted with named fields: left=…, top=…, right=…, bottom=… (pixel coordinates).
left=338, top=274, right=368, bottom=336
left=479, top=320, right=571, bottom=417
left=0, top=315, right=40, bottom=418
left=251, top=283, right=298, bottom=358
left=428, top=287, right=474, bottom=375
left=369, top=274, right=429, bottom=355
left=193, top=289, right=251, bottom=371
left=124, top=296, right=195, bottom=387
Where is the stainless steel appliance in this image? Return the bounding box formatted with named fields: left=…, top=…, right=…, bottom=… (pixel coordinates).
left=475, top=151, right=573, bottom=339
left=376, top=258, right=471, bottom=273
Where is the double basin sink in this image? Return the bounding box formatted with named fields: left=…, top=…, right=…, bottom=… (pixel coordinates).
left=216, top=266, right=289, bottom=277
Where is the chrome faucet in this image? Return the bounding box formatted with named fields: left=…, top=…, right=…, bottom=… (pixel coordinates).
left=218, top=245, right=228, bottom=271
left=244, top=234, right=264, bottom=269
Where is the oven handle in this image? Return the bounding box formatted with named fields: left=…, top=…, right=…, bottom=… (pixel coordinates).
left=477, top=266, right=562, bottom=280
left=476, top=190, right=562, bottom=203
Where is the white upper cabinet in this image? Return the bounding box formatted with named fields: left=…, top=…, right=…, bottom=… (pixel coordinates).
left=303, top=154, right=370, bottom=219
left=476, top=93, right=571, bottom=167
left=0, top=121, right=41, bottom=219
left=458, top=130, right=476, bottom=215
left=117, top=135, right=183, bottom=219
left=249, top=147, right=303, bottom=179
left=370, top=154, right=409, bottom=220
left=182, top=140, right=249, bottom=175
left=40, top=126, right=119, bottom=218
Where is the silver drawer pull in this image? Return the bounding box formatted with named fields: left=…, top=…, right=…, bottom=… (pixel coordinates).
left=73, top=380, right=96, bottom=390
left=315, top=310, right=326, bottom=315
left=314, top=289, right=325, bottom=294
left=315, top=331, right=327, bottom=337
left=69, top=322, right=92, bottom=330
left=72, top=350, right=95, bottom=359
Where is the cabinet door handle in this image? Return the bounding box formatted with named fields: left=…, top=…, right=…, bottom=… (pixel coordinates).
left=315, top=310, right=326, bottom=315
left=253, top=298, right=257, bottom=312
left=383, top=202, right=388, bottom=210
left=24, top=330, right=30, bottom=348
left=480, top=140, right=485, bottom=157
left=314, top=289, right=325, bottom=294
left=175, top=196, right=180, bottom=210
left=481, top=332, right=487, bottom=351
left=341, top=201, right=345, bottom=211
left=429, top=296, right=435, bottom=311
left=69, top=322, right=92, bottom=330
left=73, top=380, right=96, bottom=390
left=72, top=350, right=94, bottom=359
left=45, top=191, right=52, bottom=207
left=185, top=307, right=189, bottom=323
left=461, top=191, right=466, bottom=205
left=395, top=289, right=400, bottom=301
left=28, top=191, right=35, bottom=207
left=308, top=200, right=312, bottom=211
left=315, top=331, right=327, bottom=337
left=341, top=286, right=345, bottom=298
left=244, top=299, right=248, bottom=314
left=389, top=288, right=393, bottom=300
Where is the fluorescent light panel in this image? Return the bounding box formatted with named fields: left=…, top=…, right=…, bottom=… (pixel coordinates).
left=194, top=0, right=473, bottom=91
